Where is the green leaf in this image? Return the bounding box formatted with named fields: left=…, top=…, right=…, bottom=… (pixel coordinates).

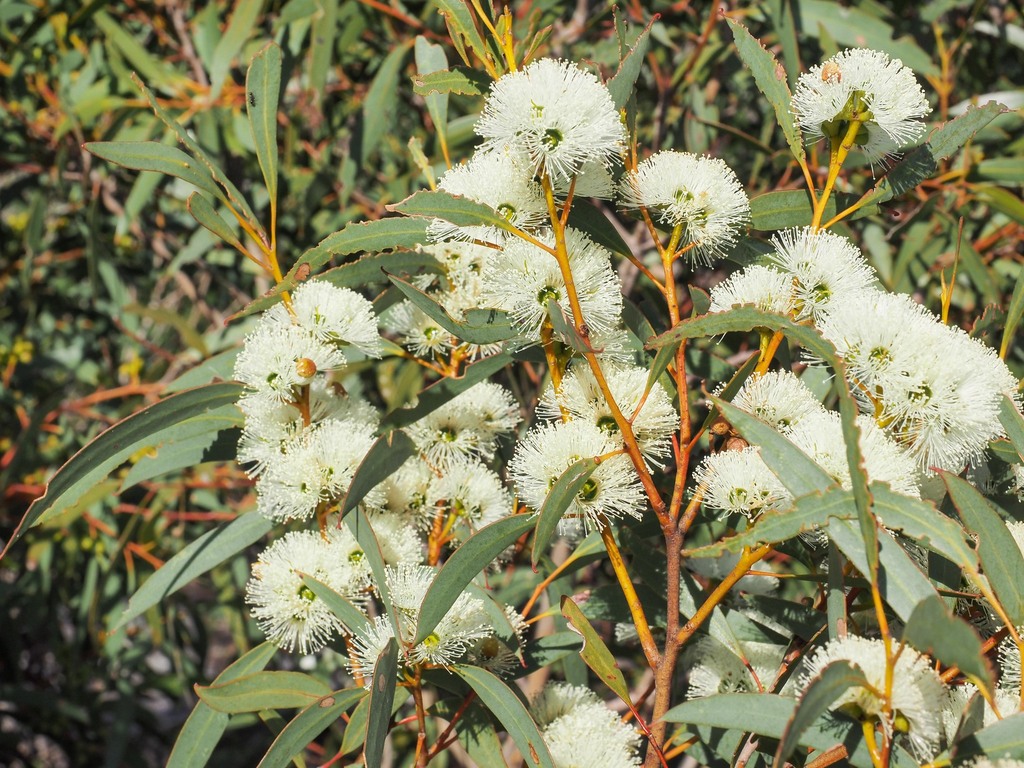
left=94, top=11, right=187, bottom=93
left=387, top=272, right=518, bottom=345
left=688, top=486, right=856, bottom=557
left=952, top=712, right=1024, bottom=761
left=85, top=142, right=220, bottom=199
left=187, top=192, right=247, bottom=253
left=134, top=76, right=262, bottom=231
left=870, top=485, right=977, bottom=572
left=246, top=43, right=282, bottom=207
left=343, top=508, right=396, bottom=630
left=340, top=430, right=416, bottom=516
left=121, top=404, right=241, bottom=488
left=662, top=693, right=915, bottom=768
left=531, top=458, right=599, bottom=568
left=256, top=688, right=367, bottom=768
left=607, top=18, right=653, bottom=109
left=197, top=671, right=331, bottom=713
left=432, top=0, right=493, bottom=71
left=209, top=0, right=264, bottom=100
left=387, top=189, right=517, bottom=235
left=167, top=643, right=278, bottom=768
left=727, top=18, right=804, bottom=162
left=904, top=595, right=994, bottom=696
left=381, top=351, right=512, bottom=429
left=363, top=638, right=398, bottom=767
left=775, top=661, right=867, bottom=767
left=749, top=190, right=872, bottom=230
left=520, top=631, right=583, bottom=674
left=450, top=666, right=555, bottom=768
left=412, top=65, right=490, bottom=96
left=828, top=517, right=937, bottom=621
left=236, top=239, right=436, bottom=320
left=3, top=382, right=244, bottom=557
left=116, top=512, right=271, bottom=630
left=362, top=41, right=412, bottom=165
left=855, top=102, right=1006, bottom=211
left=560, top=596, right=632, bottom=707
left=414, top=36, right=450, bottom=159
left=341, top=689, right=410, bottom=757
left=1000, top=394, right=1024, bottom=462
left=566, top=199, right=634, bottom=262
left=415, top=514, right=535, bottom=644
left=301, top=574, right=369, bottom=635
left=942, top=472, right=1024, bottom=625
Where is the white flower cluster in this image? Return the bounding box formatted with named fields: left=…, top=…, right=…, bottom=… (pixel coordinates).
left=236, top=281, right=525, bottom=657
left=235, top=280, right=383, bottom=523
left=388, top=58, right=749, bottom=365
left=695, top=370, right=922, bottom=520
left=792, top=48, right=930, bottom=161
left=799, top=635, right=947, bottom=760
left=347, top=564, right=526, bottom=681
left=530, top=683, right=642, bottom=768
left=709, top=229, right=1020, bottom=473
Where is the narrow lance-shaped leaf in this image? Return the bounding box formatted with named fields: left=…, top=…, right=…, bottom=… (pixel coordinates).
left=775, top=661, right=867, bottom=767
left=828, top=517, right=937, bottom=621
left=687, top=486, right=856, bottom=558
left=167, top=643, right=278, bottom=768
left=713, top=396, right=833, bottom=497
left=531, top=458, right=599, bottom=568
left=133, top=75, right=262, bottom=232
left=450, top=666, right=556, bottom=768
left=339, top=430, right=416, bottom=516
left=85, top=142, right=221, bottom=199
left=560, top=596, right=632, bottom=708
left=361, top=41, right=413, bottom=165
left=942, top=471, right=1024, bottom=626
left=998, top=394, right=1024, bottom=463
left=414, top=36, right=450, bottom=156
left=387, top=189, right=517, bottom=233
left=387, top=272, right=518, bottom=345
left=235, top=236, right=436, bottom=320
left=344, top=508, right=397, bottom=633
left=727, top=18, right=805, bottom=162
left=661, top=693, right=916, bottom=768
left=363, top=638, right=398, bottom=768
left=951, top=713, right=1024, bottom=761
left=415, top=514, right=535, bottom=644
left=607, top=17, right=654, bottom=109
left=208, top=0, right=264, bottom=100
left=116, top=512, right=272, bottom=630
left=196, top=671, right=331, bottom=713
left=187, top=192, right=247, bottom=253
left=652, top=306, right=877, bottom=570
left=301, top=574, right=370, bottom=635
left=246, top=43, right=282, bottom=206
left=3, top=382, right=245, bottom=558
left=256, top=689, right=367, bottom=768
left=904, top=596, right=995, bottom=696
left=381, top=351, right=512, bottom=430
left=854, top=102, right=1006, bottom=210
left=412, top=66, right=490, bottom=96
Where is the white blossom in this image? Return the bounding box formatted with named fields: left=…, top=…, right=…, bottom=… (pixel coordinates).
left=799, top=635, right=947, bottom=760
left=792, top=48, right=930, bottom=160
left=482, top=227, right=623, bottom=341
left=708, top=264, right=796, bottom=316
left=475, top=58, right=625, bottom=183
left=530, top=683, right=642, bottom=768
left=619, top=150, right=750, bottom=260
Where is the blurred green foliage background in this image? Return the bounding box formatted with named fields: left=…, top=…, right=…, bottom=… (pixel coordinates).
left=1, top=1, right=1021, bottom=765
